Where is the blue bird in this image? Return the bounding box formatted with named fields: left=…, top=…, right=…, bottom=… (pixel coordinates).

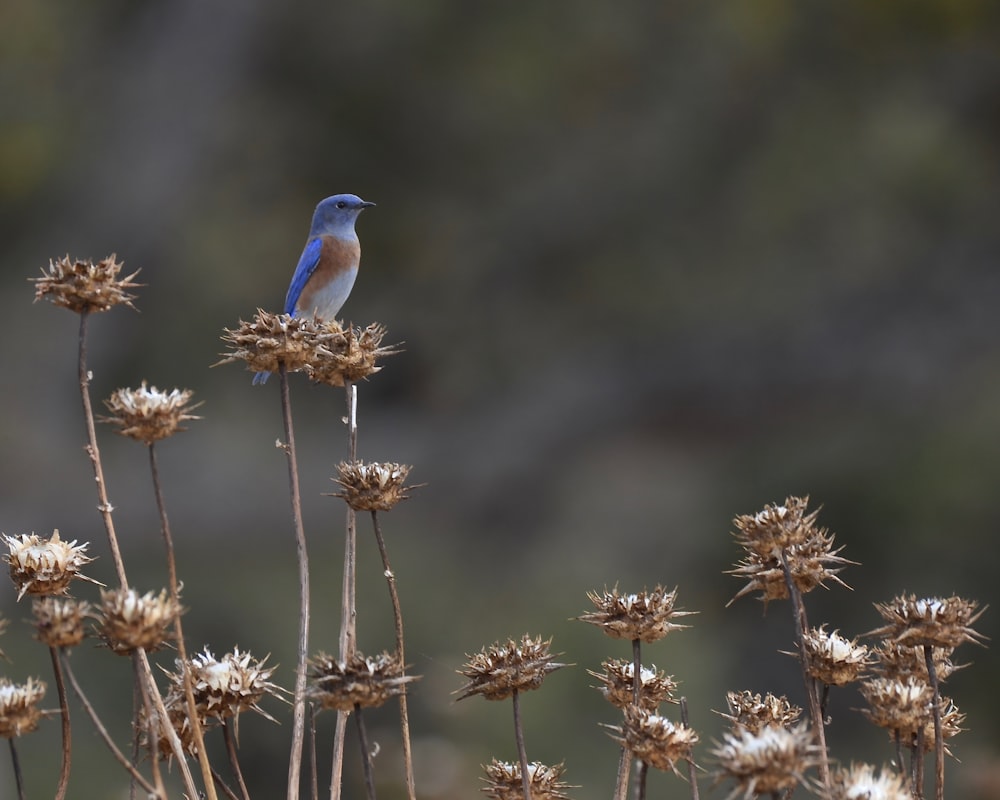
left=253, top=193, right=375, bottom=384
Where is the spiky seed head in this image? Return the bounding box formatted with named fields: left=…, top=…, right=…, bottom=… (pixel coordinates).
left=139, top=692, right=203, bottom=761
left=166, top=647, right=285, bottom=722
left=333, top=461, right=414, bottom=511
left=859, top=677, right=933, bottom=739
left=456, top=634, right=566, bottom=701
left=609, top=706, right=699, bottom=776
left=481, top=759, right=575, bottom=800
left=718, top=690, right=803, bottom=734
left=588, top=659, right=678, bottom=710
left=917, top=699, right=965, bottom=756
left=727, top=497, right=855, bottom=607
left=711, top=722, right=821, bottom=799
left=97, top=587, right=180, bottom=654
left=32, top=597, right=91, bottom=649
left=795, top=626, right=872, bottom=686
left=3, top=530, right=99, bottom=600
left=309, top=650, right=418, bottom=711
left=0, top=677, right=46, bottom=738
left=31, top=254, right=141, bottom=313
left=826, top=763, right=910, bottom=800
left=870, top=594, right=986, bottom=652
left=307, top=322, right=400, bottom=386
left=102, top=382, right=201, bottom=444
left=578, top=586, right=695, bottom=643
left=872, top=641, right=963, bottom=683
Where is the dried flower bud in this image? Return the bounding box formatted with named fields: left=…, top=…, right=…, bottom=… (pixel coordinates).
left=33, top=597, right=91, bottom=649
left=103, top=382, right=200, bottom=444
left=139, top=692, right=203, bottom=760
left=872, top=641, right=962, bottom=683
left=589, top=659, right=678, bottom=710
left=333, top=461, right=414, bottom=511
left=32, top=254, right=140, bottom=314
left=718, top=690, right=802, bottom=734
left=3, top=530, right=99, bottom=600
left=306, top=322, right=400, bottom=386
left=167, top=647, right=285, bottom=722
left=795, top=626, right=872, bottom=686
left=0, top=678, right=46, bottom=738
left=711, top=722, right=821, bottom=798
left=309, top=650, right=418, bottom=711
left=610, top=706, right=698, bottom=775
left=871, top=594, right=986, bottom=652
left=860, top=677, right=933, bottom=739
left=98, top=587, right=180, bottom=653
left=728, top=497, right=854, bottom=607
left=917, top=699, right=964, bottom=755
left=481, top=759, right=574, bottom=800
left=826, top=763, right=909, bottom=800
left=456, top=634, right=566, bottom=701
left=578, top=586, right=695, bottom=643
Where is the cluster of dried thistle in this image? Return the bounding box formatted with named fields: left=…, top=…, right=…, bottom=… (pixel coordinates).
left=0, top=255, right=987, bottom=800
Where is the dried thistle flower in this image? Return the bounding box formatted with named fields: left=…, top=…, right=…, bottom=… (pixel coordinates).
left=139, top=692, right=203, bottom=760
left=727, top=497, right=854, bottom=607
left=859, top=676, right=933, bottom=739
left=711, top=722, right=821, bottom=799
left=218, top=311, right=398, bottom=384
left=718, top=690, right=802, bottom=734
left=166, top=647, right=285, bottom=723
left=481, top=759, right=574, bottom=800
left=32, top=597, right=91, bottom=649
left=456, top=634, right=566, bottom=701
left=307, top=321, right=400, bottom=386
left=917, top=698, right=965, bottom=755
left=31, top=254, right=141, bottom=314
left=103, top=382, right=201, bottom=444
left=794, top=626, right=872, bottom=686
left=0, top=677, right=47, bottom=738
left=589, top=659, right=678, bottom=710
left=3, top=530, right=99, bottom=600
left=309, top=650, right=418, bottom=711
left=871, top=594, right=987, bottom=652
left=609, top=706, right=698, bottom=775
left=333, top=461, right=414, bottom=511
left=98, top=586, right=181, bottom=653
left=826, top=763, right=909, bottom=800
left=578, top=586, right=695, bottom=643
left=872, top=641, right=963, bottom=683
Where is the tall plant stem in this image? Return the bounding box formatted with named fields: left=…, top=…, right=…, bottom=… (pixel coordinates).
left=512, top=689, right=532, bottom=800
left=923, top=646, right=944, bottom=800
left=9, top=739, right=25, bottom=800
left=133, top=652, right=167, bottom=799
left=370, top=510, right=416, bottom=800
left=779, top=551, right=830, bottom=789
left=148, top=442, right=216, bottom=800
left=61, top=652, right=159, bottom=796
left=76, top=310, right=128, bottom=587
left=330, top=383, right=358, bottom=800
left=279, top=364, right=311, bottom=800
left=222, top=720, right=251, bottom=800
left=680, top=697, right=700, bottom=800
left=49, top=647, right=72, bottom=800
left=635, top=760, right=649, bottom=800
left=354, top=704, right=377, bottom=800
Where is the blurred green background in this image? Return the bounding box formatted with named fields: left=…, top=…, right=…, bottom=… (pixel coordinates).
left=2, top=1, right=999, bottom=797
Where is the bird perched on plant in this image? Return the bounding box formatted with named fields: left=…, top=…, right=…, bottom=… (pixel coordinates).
left=253, top=193, right=375, bottom=385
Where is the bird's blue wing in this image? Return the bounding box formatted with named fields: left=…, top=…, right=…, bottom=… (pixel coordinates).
left=283, top=237, right=324, bottom=315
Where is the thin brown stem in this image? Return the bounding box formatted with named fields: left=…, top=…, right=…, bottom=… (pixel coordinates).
left=370, top=510, right=416, bottom=800
left=76, top=310, right=128, bottom=587
left=309, top=704, right=319, bottom=800
left=613, top=747, right=632, bottom=800
left=779, top=551, right=830, bottom=789
left=49, top=647, right=72, bottom=800
left=211, top=765, right=243, bottom=800
left=512, top=689, right=532, bottom=800
left=279, top=364, right=311, bottom=800
left=9, top=739, right=25, bottom=800
left=61, top=652, right=159, bottom=796
left=133, top=653, right=167, bottom=800
left=354, top=704, right=378, bottom=800
left=149, top=442, right=216, bottom=800
left=631, top=638, right=641, bottom=706
left=913, top=730, right=925, bottom=800
left=222, top=719, right=251, bottom=800
left=923, top=646, right=944, bottom=800
left=635, top=760, right=648, bottom=800
left=680, top=697, right=700, bottom=800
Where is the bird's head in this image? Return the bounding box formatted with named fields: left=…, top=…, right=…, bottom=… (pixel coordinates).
left=310, top=193, right=375, bottom=237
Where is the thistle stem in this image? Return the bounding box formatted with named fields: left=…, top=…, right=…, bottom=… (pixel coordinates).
left=370, top=510, right=416, bottom=800
left=49, top=647, right=71, bottom=800
left=923, top=646, right=944, bottom=800
left=635, top=760, right=649, bottom=800
left=354, top=704, right=378, bottom=800
left=148, top=442, right=216, bottom=800
left=310, top=704, right=320, bottom=800
left=222, top=720, right=251, bottom=800
left=680, top=697, right=700, bottom=800
left=279, top=364, right=311, bottom=800
left=9, top=739, right=25, bottom=800
left=631, top=638, right=641, bottom=705
left=512, top=689, right=532, bottom=800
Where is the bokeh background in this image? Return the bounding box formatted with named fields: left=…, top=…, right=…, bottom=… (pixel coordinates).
left=2, top=1, right=999, bottom=797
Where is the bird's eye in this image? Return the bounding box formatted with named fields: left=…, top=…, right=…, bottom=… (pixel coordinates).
left=336, top=201, right=347, bottom=209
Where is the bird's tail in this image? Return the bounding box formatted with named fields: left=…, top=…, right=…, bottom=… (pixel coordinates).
left=252, top=371, right=270, bottom=385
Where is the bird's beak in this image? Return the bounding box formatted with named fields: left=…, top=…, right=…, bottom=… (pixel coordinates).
left=360, top=200, right=376, bottom=208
